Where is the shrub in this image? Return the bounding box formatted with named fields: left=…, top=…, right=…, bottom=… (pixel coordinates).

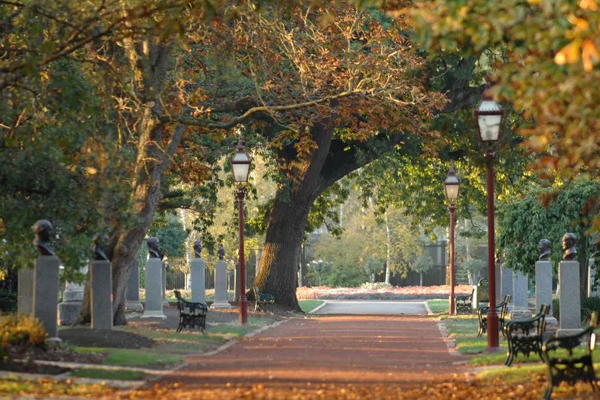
left=0, top=314, right=47, bottom=358
left=0, top=289, right=17, bottom=313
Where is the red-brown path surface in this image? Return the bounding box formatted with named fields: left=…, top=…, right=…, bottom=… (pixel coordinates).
left=156, top=315, right=470, bottom=399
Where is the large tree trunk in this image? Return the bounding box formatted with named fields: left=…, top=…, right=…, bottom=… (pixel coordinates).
left=254, top=122, right=397, bottom=309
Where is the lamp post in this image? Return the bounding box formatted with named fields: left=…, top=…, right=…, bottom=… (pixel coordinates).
left=444, top=166, right=460, bottom=315
left=475, top=85, right=503, bottom=351
left=231, top=137, right=251, bottom=325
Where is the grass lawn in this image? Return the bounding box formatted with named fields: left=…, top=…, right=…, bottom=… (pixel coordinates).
left=72, top=346, right=183, bottom=366
left=71, top=315, right=275, bottom=366
left=71, top=369, right=145, bottom=381
left=299, top=300, right=324, bottom=313
left=426, top=299, right=448, bottom=314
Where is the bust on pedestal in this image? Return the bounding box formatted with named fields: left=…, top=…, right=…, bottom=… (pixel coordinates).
left=212, top=245, right=232, bottom=309
left=141, top=237, right=166, bottom=319
left=190, top=240, right=206, bottom=303
left=90, top=234, right=113, bottom=330
left=558, top=233, right=582, bottom=336
left=535, top=239, right=557, bottom=325
left=31, top=220, right=61, bottom=342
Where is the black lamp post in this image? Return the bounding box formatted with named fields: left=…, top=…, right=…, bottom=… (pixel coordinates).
left=231, top=137, right=251, bottom=325
left=475, top=85, right=503, bottom=351
left=444, top=166, right=460, bottom=315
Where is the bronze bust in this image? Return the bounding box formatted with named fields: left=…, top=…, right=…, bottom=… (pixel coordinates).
left=562, top=233, right=577, bottom=261
left=539, top=239, right=551, bottom=261
left=92, top=234, right=110, bottom=262
left=193, top=240, right=202, bottom=258
left=147, top=237, right=162, bottom=259
left=218, top=245, right=225, bottom=260
left=33, top=219, right=56, bottom=256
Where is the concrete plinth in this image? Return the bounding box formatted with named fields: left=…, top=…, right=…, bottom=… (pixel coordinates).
left=126, top=261, right=143, bottom=312
left=212, top=260, right=232, bottom=309
left=58, top=266, right=87, bottom=326
left=501, top=264, right=513, bottom=305
left=90, top=260, right=112, bottom=330
left=494, top=263, right=502, bottom=306
left=511, top=270, right=530, bottom=320
left=162, top=264, right=169, bottom=307
left=33, top=256, right=60, bottom=338
left=190, top=259, right=206, bottom=303
left=557, top=260, right=582, bottom=336
left=588, top=259, right=599, bottom=297
left=535, top=260, right=557, bottom=325
left=17, top=268, right=34, bottom=315
left=142, top=258, right=166, bottom=319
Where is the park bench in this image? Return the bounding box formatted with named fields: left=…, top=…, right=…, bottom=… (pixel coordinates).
left=504, top=304, right=550, bottom=366
left=477, top=294, right=511, bottom=338
left=252, top=287, right=276, bottom=312
left=455, top=288, right=474, bottom=315
left=173, top=290, right=208, bottom=333
left=541, top=312, right=598, bottom=400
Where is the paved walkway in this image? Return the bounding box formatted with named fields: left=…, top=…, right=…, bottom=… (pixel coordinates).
left=158, top=314, right=469, bottom=398
left=314, top=300, right=427, bottom=315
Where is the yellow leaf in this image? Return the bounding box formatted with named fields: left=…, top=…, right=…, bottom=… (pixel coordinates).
left=579, top=0, right=598, bottom=10
left=554, top=41, right=581, bottom=65
left=582, top=39, right=600, bottom=71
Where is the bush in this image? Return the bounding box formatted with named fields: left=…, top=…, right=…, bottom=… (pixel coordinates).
left=0, top=314, right=47, bottom=358
left=553, top=296, right=600, bottom=324
left=360, top=282, right=393, bottom=290
left=0, top=289, right=17, bottom=313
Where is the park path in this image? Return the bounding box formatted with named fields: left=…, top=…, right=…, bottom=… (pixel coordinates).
left=314, top=299, right=427, bottom=315
left=156, top=313, right=470, bottom=399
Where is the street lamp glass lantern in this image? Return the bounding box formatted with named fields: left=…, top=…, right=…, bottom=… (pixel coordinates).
left=231, top=138, right=251, bottom=183
left=444, top=167, right=460, bottom=201
left=475, top=90, right=503, bottom=142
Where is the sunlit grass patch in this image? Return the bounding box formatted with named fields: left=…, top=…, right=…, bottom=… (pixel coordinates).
left=299, top=300, right=324, bottom=313
left=426, top=299, right=449, bottom=314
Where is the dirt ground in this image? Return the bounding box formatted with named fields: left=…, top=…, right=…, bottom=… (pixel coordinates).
left=150, top=315, right=469, bottom=399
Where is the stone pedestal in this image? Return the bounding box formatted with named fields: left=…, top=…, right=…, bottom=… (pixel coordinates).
left=126, top=262, right=143, bottom=312
left=501, top=264, right=514, bottom=310
left=212, top=260, right=232, bottom=309
left=535, top=261, right=557, bottom=325
left=588, top=259, right=599, bottom=297
left=190, top=259, right=206, bottom=303
left=495, top=263, right=502, bottom=306
left=33, top=256, right=60, bottom=338
left=557, top=260, right=582, bottom=336
left=162, top=264, right=169, bottom=307
left=90, top=260, right=112, bottom=330
left=17, top=268, right=34, bottom=314
left=142, top=258, right=166, bottom=319
left=511, top=270, right=530, bottom=319
left=58, top=266, right=87, bottom=326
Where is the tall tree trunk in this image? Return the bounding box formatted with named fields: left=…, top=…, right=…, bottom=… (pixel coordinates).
left=385, top=211, right=392, bottom=285
left=253, top=123, right=399, bottom=309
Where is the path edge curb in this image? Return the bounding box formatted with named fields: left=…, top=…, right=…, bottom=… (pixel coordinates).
left=308, top=301, right=328, bottom=314
left=436, top=320, right=462, bottom=357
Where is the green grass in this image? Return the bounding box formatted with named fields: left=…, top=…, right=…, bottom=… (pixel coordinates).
left=71, top=369, right=145, bottom=381
left=442, top=316, right=600, bottom=366
left=71, top=346, right=183, bottom=366
left=426, top=299, right=449, bottom=314
left=299, top=300, right=324, bottom=313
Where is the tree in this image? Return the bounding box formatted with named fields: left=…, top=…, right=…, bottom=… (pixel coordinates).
left=498, top=180, right=600, bottom=297
left=409, top=0, right=600, bottom=229
left=244, top=2, right=447, bottom=309
left=411, top=254, right=434, bottom=286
